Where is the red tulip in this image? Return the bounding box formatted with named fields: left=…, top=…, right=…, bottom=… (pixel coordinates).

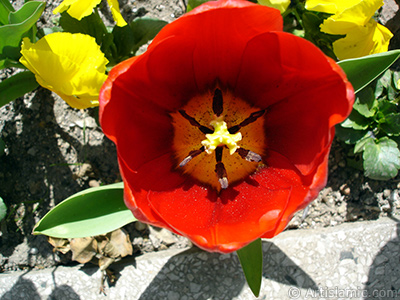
left=99, top=0, right=354, bottom=253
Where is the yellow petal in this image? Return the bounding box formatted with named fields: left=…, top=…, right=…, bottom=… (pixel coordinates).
left=332, top=20, right=393, bottom=60
left=258, top=0, right=290, bottom=13
left=53, top=0, right=76, bottom=15
left=320, top=0, right=384, bottom=34
left=53, top=0, right=101, bottom=20
left=107, top=0, right=127, bottom=27
left=306, top=0, right=363, bottom=14
left=371, top=23, right=393, bottom=53
left=321, top=18, right=359, bottom=35
left=20, top=32, right=108, bottom=109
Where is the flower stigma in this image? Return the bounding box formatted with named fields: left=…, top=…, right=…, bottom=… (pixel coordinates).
left=201, top=117, right=242, bottom=155
left=172, top=88, right=266, bottom=191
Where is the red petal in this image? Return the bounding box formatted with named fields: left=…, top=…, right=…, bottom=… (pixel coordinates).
left=264, top=144, right=331, bottom=238
left=119, top=152, right=186, bottom=229
left=236, top=32, right=354, bottom=176
left=99, top=37, right=201, bottom=171
left=148, top=0, right=282, bottom=91
left=143, top=151, right=306, bottom=253
left=99, top=56, right=139, bottom=143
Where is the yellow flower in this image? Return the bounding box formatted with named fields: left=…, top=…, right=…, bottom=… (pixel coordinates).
left=20, top=32, right=108, bottom=109
left=107, top=0, right=127, bottom=27
left=305, top=0, right=393, bottom=60
left=305, top=0, right=363, bottom=14
left=331, top=20, right=392, bottom=60
left=258, top=0, right=290, bottom=13
left=53, top=0, right=127, bottom=27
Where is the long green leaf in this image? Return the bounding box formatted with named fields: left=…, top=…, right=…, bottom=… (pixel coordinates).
left=0, top=58, right=25, bottom=70
left=33, top=182, right=137, bottom=238
left=0, top=71, right=39, bottom=107
left=0, top=0, right=14, bottom=25
left=338, top=50, right=400, bottom=93
left=237, top=238, right=263, bottom=297
left=0, top=1, right=45, bottom=60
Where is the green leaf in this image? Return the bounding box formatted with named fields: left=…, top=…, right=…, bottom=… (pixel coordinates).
left=338, top=50, right=400, bottom=93
left=379, top=113, right=400, bottom=136
left=0, top=1, right=45, bottom=60
left=387, top=79, right=397, bottom=102
left=187, top=0, right=209, bottom=12
left=0, top=196, right=6, bottom=221
left=340, top=109, right=370, bottom=130
left=59, top=11, right=106, bottom=41
left=375, top=69, right=391, bottom=99
left=335, top=125, right=368, bottom=144
left=377, top=100, right=397, bottom=119
left=237, top=238, right=263, bottom=297
left=0, top=58, right=25, bottom=70
left=112, top=24, right=135, bottom=60
left=354, top=135, right=373, bottom=154
left=33, top=182, right=137, bottom=238
left=393, top=71, right=400, bottom=90
left=353, top=87, right=377, bottom=118
left=363, top=137, right=400, bottom=180
left=0, top=71, right=39, bottom=107
left=130, top=17, right=168, bottom=55
left=0, top=0, right=14, bottom=25
left=301, top=12, right=340, bottom=59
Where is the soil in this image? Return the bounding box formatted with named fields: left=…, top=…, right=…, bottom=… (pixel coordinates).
left=1, top=0, right=400, bottom=273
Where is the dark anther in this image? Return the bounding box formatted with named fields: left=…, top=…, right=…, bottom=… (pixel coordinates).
left=179, top=110, right=213, bottom=134
left=212, top=88, right=223, bottom=117
left=179, top=146, right=205, bottom=167
left=237, top=148, right=262, bottom=162
left=215, top=147, right=228, bottom=189
left=215, top=162, right=228, bottom=189
left=228, top=109, right=266, bottom=134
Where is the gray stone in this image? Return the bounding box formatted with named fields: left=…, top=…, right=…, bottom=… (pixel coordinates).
left=0, top=218, right=398, bottom=299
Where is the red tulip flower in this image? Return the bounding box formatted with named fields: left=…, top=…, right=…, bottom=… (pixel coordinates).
left=99, top=0, right=354, bottom=253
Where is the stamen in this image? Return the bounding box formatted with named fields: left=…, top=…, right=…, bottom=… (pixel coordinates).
left=214, top=147, right=228, bottom=189
left=212, top=88, right=223, bottom=117
left=237, top=148, right=262, bottom=162
left=228, top=109, right=265, bottom=134
left=216, top=162, right=228, bottom=189
left=179, top=110, right=213, bottom=134
left=179, top=147, right=205, bottom=167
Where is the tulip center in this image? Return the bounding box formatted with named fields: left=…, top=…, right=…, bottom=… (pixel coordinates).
left=201, top=117, right=242, bottom=155
left=171, top=88, right=266, bottom=191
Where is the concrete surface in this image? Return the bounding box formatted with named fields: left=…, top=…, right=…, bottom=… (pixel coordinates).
left=0, top=218, right=399, bottom=300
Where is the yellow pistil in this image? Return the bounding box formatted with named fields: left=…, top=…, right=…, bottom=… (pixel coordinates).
left=201, top=117, right=242, bottom=155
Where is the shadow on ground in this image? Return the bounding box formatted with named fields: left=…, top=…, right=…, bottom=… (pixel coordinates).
left=0, top=89, right=120, bottom=268
left=138, top=242, right=318, bottom=300
left=364, top=219, right=400, bottom=300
